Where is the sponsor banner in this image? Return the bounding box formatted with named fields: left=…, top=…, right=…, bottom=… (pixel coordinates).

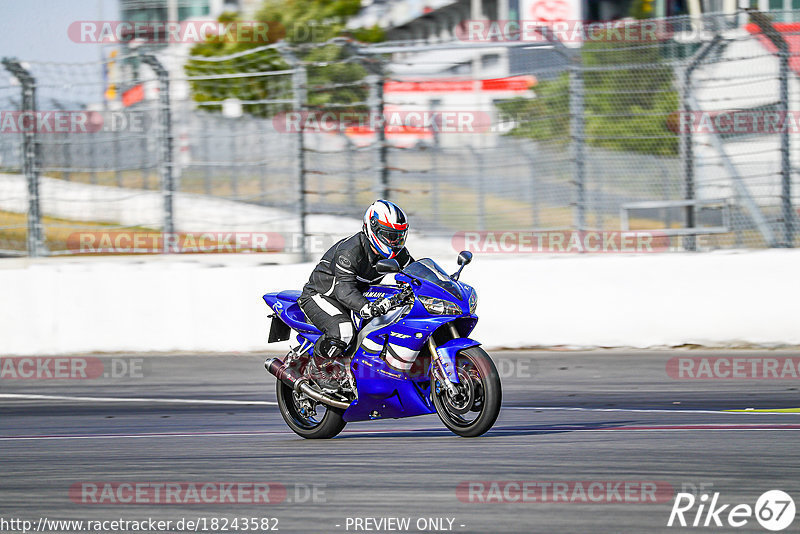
left=384, top=76, right=535, bottom=92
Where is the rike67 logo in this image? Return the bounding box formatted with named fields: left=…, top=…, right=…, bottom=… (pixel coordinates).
left=668, top=490, right=795, bottom=531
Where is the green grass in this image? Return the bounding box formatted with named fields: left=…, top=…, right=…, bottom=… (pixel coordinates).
left=0, top=210, right=159, bottom=253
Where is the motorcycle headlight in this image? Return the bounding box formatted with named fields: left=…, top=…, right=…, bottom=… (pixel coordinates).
left=419, top=296, right=462, bottom=315
left=469, top=288, right=478, bottom=313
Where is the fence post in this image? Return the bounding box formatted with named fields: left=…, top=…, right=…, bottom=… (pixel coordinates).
left=681, top=35, right=722, bottom=251
left=678, top=65, right=694, bottom=252
left=747, top=9, right=793, bottom=246
left=368, top=74, right=389, bottom=200
left=140, top=54, right=175, bottom=243
left=778, top=35, right=794, bottom=246
left=569, top=53, right=586, bottom=235
left=2, top=58, right=43, bottom=257
left=277, top=44, right=309, bottom=261
left=294, top=64, right=308, bottom=261
left=288, top=56, right=308, bottom=261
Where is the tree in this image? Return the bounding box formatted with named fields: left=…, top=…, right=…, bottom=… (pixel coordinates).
left=498, top=22, right=678, bottom=156
left=184, top=0, right=385, bottom=116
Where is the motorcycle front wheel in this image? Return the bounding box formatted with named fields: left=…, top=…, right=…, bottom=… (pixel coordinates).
left=431, top=346, right=502, bottom=437
left=275, top=380, right=346, bottom=439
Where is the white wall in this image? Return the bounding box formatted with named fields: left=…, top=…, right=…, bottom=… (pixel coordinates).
left=1, top=249, right=798, bottom=356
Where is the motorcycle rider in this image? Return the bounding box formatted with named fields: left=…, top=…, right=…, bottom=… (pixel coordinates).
left=298, top=200, right=413, bottom=390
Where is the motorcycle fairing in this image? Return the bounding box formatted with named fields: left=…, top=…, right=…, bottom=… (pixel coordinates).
left=262, top=290, right=321, bottom=335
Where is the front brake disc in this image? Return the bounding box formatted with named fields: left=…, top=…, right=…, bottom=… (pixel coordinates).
left=445, top=367, right=474, bottom=415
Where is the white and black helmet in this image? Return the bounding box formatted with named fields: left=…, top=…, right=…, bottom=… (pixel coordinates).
left=363, top=199, right=409, bottom=259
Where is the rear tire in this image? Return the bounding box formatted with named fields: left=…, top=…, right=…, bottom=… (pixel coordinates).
left=432, top=347, right=501, bottom=437
left=275, top=380, right=346, bottom=439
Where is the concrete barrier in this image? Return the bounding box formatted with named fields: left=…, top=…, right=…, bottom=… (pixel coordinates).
left=1, top=249, right=798, bottom=355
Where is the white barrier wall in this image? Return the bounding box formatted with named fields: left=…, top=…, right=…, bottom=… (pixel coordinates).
left=1, top=250, right=799, bottom=356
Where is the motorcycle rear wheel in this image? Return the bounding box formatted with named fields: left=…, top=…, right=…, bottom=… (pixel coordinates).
left=431, top=346, right=502, bottom=437
left=275, top=380, right=346, bottom=439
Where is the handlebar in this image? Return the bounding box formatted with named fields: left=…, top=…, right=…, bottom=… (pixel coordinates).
left=385, top=282, right=414, bottom=310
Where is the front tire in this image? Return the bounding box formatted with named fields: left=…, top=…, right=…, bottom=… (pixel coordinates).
left=431, top=347, right=501, bottom=437
left=275, top=380, right=346, bottom=439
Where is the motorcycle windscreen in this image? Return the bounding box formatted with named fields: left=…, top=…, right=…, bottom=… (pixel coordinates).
left=404, top=258, right=463, bottom=299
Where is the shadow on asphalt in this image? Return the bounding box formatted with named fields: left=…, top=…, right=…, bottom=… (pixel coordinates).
left=335, top=420, right=638, bottom=439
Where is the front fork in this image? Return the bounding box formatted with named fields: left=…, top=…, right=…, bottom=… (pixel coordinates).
left=427, top=323, right=461, bottom=396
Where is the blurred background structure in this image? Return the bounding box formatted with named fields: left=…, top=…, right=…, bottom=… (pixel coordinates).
left=1, top=0, right=798, bottom=258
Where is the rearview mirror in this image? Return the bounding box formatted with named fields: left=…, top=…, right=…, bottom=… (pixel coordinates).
left=376, top=258, right=400, bottom=274
left=451, top=250, right=473, bottom=281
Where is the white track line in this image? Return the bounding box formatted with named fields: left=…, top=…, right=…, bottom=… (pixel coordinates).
left=2, top=394, right=798, bottom=415
left=2, top=426, right=800, bottom=442
left=0, top=393, right=276, bottom=406
left=0, top=432, right=286, bottom=441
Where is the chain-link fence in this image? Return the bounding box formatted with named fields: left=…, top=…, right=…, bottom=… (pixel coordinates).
left=0, top=54, right=163, bottom=257
left=2, top=9, right=799, bottom=258
left=0, top=62, right=24, bottom=255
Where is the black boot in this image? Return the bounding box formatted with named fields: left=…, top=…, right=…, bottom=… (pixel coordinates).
left=308, top=337, right=348, bottom=391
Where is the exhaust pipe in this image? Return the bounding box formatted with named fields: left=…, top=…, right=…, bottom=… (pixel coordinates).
left=265, top=358, right=351, bottom=410
left=265, top=357, right=301, bottom=386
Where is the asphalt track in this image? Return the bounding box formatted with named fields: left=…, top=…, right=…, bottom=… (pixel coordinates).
left=2, top=350, right=800, bottom=534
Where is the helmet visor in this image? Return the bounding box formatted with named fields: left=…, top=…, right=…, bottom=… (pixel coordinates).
left=375, top=225, right=407, bottom=250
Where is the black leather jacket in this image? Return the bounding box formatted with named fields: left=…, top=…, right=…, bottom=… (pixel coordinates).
left=301, top=232, right=414, bottom=312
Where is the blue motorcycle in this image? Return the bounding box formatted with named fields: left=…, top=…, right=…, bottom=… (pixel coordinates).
left=263, top=251, right=501, bottom=438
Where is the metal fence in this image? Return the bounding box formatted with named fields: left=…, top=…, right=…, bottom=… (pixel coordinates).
left=1, top=9, right=798, bottom=258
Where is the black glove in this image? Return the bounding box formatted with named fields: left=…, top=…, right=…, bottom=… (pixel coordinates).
left=359, top=298, right=392, bottom=319
left=372, top=297, right=393, bottom=316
